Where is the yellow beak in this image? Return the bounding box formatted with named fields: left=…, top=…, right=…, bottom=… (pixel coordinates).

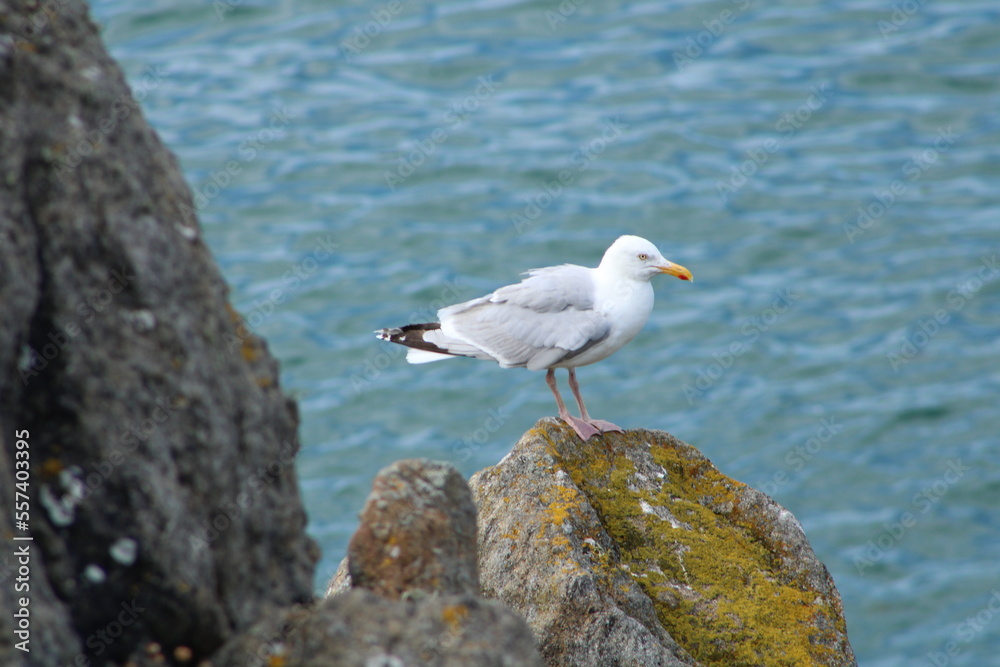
left=656, top=262, right=693, bottom=282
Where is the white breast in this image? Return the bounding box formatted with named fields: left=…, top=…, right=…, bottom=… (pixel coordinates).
left=553, top=272, right=654, bottom=368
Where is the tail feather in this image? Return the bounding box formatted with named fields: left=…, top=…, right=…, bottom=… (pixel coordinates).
left=406, top=348, right=456, bottom=364
left=375, top=322, right=464, bottom=364
left=375, top=323, right=478, bottom=364
left=375, top=323, right=446, bottom=351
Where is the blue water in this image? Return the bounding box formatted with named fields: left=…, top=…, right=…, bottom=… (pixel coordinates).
left=91, top=1, right=1000, bottom=664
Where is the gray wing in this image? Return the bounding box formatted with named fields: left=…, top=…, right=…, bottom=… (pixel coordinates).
left=435, top=264, right=611, bottom=370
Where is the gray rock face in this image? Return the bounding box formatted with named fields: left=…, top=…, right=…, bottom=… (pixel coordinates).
left=325, top=557, right=352, bottom=597
left=469, top=418, right=857, bottom=667
left=216, top=591, right=545, bottom=667
left=469, top=422, right=698, bottom=667
left=320, top=458, right=544, bottom=666
left=345, top=458, right=480, bottom=600
left=0, top=2, right=317, bottom=665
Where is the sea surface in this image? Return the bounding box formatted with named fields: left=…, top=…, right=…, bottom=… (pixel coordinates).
left=89, top=1, right=999, bottom=664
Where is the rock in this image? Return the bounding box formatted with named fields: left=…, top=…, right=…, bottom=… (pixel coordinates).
left=215, top=591, right=544, bottom=667
left=316, top=459, right=544, bottom=666
left=324, top=556, right=352, bottom=597
left=0, top=2, right=317, bottom=665
left=344, top=458, right=480, bottom=600
left=469, top=418, right=857, bottom=667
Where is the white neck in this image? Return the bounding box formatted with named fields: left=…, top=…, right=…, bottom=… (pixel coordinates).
left=592, top=267, right=654, bottom=343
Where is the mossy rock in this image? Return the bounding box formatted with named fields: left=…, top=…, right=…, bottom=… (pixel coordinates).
left=471, top=418, right=856, bottom=667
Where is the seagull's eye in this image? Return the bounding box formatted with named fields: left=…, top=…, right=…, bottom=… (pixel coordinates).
left=637, top=253, right=648, bottom=261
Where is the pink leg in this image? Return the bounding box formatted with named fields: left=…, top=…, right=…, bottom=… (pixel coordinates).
left=546, top=369, right=601, bottom=440
left=567, top=368, right=623, bottom=434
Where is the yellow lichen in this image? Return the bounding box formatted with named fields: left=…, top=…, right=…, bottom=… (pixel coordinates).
left=241, top=339, right=262, bottom=363
left=541, top=484, right=583, bottom=527
left=501, top=526, right=520, bottom=540
left=225, top=302, right=263, bottom=364
left=441, top=603, right=469, bottom=631
left=379, top=533, right=401, bottom=569
left=546, top=426, right=844, bottom=667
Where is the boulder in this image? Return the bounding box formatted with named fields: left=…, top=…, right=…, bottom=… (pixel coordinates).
left=0, top=2, right=317, bottom=664
left=317, top=458, right=544, bottom=666
left=215, top=590, right=544, bottom=667
left=469, top=418, right=857, bottom=667
left=343, top=458, right=480, bottom=599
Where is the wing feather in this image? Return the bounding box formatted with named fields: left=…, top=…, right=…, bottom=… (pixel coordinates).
left=437, top=265, right=610, bottom=369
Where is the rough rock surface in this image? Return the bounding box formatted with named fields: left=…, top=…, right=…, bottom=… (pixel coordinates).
left=469, top=418, right=857, bottom=667
left=216, top=591, right=545, bottom=667
left=0, top=2, right=317, bottom=665
left=317, top=458, right=544, bottom=666
left=325, top=557, right=352, bottom=597
left=341, top=458, right=479, bottom=599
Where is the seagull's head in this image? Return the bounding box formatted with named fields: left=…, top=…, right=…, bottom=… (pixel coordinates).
left=600, top=235, right=693, bottom=283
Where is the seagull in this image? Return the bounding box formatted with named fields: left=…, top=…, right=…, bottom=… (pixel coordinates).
left=375, top=235, right=692, bottom=440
